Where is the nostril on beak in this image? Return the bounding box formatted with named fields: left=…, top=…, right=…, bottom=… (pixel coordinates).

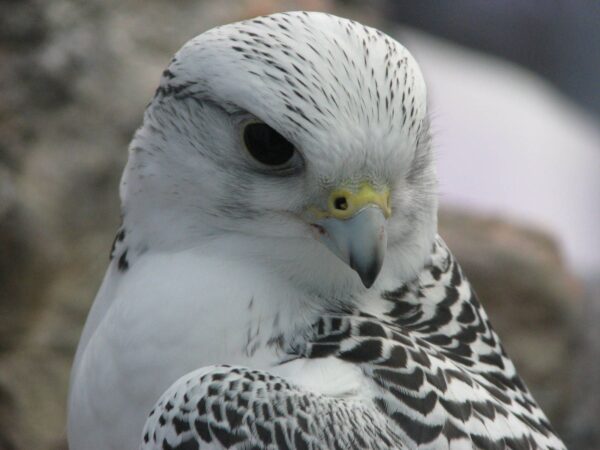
left=333, top=196, right=348, bottom=211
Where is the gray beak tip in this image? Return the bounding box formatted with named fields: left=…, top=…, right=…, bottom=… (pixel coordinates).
left=350, top=256, right=382, bottom=288
left=315, top=207, right=387, bottom=289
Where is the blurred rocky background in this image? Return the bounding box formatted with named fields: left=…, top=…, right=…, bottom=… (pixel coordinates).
left=0, top=0, right=598, bottom=449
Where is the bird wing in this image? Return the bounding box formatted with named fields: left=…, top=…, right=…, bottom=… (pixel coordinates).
left=140, top=365, right=403, bottom=450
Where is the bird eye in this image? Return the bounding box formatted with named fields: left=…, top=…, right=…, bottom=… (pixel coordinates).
left=242, top=122, right=296, bottom=167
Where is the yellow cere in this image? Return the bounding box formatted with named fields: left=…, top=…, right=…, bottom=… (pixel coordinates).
left=309, top=183, right=391, bottom=220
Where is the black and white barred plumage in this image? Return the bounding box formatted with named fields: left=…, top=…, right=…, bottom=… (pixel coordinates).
left=143, top=238, right=564, bottom=449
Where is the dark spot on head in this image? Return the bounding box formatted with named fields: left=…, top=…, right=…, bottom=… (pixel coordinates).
left=118, top=250, right=129, bottom=272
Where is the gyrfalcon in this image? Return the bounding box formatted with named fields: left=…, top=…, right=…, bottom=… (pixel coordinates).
left=67, top=11, right=566, bottom=450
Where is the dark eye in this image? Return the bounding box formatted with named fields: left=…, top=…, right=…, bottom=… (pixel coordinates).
left=243, top=122, right=295, bottom=166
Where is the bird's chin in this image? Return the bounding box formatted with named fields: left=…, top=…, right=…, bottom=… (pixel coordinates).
left=290, top=236, right=371, bottom=296
left=222, top=217, right=377, bottom=295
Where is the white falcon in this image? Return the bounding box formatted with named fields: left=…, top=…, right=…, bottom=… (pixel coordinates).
left=68, top=11, right=566, bottom=450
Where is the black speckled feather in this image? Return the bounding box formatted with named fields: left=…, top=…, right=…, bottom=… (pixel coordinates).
left=142, top=238, right=565, bottom=450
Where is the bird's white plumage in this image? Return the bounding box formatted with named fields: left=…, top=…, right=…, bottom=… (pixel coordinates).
left=68, top=11, right=564, bottom=450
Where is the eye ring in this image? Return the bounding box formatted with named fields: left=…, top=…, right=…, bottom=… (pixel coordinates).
left=241, top=120, right=296, bottom=168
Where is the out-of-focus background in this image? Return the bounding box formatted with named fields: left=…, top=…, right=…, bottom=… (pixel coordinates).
left=0, top=0, right=598, bottom=448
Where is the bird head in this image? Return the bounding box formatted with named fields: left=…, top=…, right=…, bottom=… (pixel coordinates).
left=121, top=12, right=437, bottom=294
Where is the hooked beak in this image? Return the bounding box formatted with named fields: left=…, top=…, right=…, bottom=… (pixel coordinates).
left=309, top=183, right=390, bottom=288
